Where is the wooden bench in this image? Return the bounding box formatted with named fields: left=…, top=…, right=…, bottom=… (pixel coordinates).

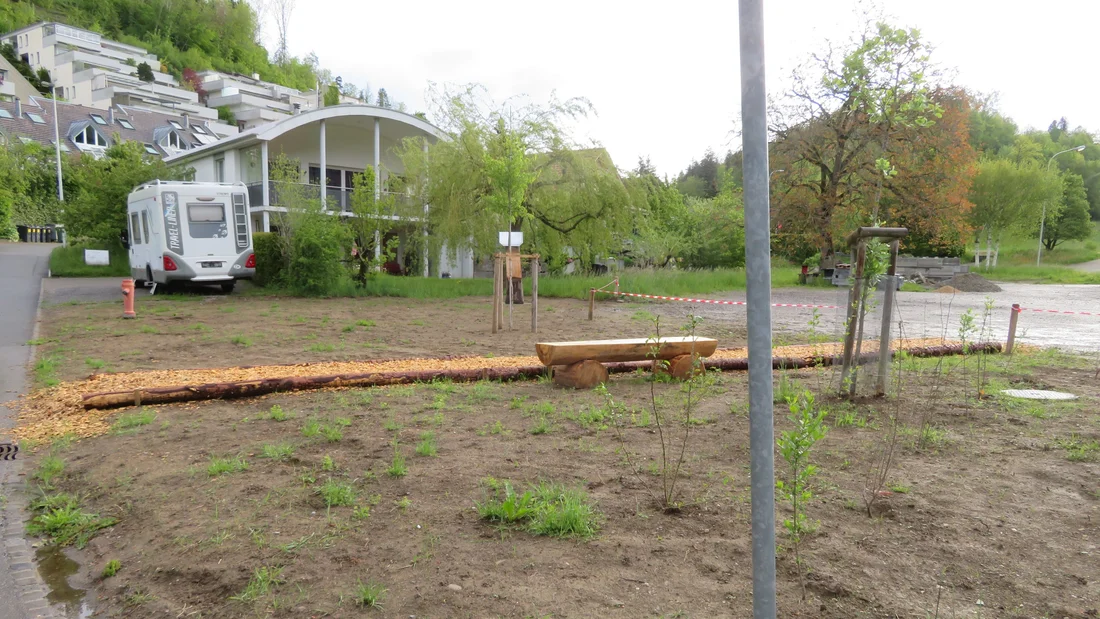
left=535, top=337, right=718, bottom=388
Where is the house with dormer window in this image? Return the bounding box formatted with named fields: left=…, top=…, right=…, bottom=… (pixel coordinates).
left=0, top=95, right=236, bottom=159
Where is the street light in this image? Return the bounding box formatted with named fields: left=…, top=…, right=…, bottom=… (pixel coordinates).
left=1037, top=145, right=1086, bottom=265
left=50, top=81, right=64, bottom=203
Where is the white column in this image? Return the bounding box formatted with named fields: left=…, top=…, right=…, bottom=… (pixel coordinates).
left=319, top=119, right=327, bottom=210
left=260, top=141, right=270, bottom=206
left=422, top=139, right=430, bottom=277
left=373, top=117, right=381, bottom=260
left=262, top=210, right=270, bottom=233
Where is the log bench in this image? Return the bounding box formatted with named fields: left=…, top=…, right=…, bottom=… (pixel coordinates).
left=535, top=337, right=719, bottom=388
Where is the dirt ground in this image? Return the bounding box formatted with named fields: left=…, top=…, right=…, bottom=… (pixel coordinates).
left=32, top=294, right=754, bottom=384
left=27, top=346, right=1100, bottom=618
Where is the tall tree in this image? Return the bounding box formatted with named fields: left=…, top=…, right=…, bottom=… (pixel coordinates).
left=272, top=0, right=295, bottom=64
left=1038, top=172, right=1092, bottom=250
left=968, top=158, right=1062, bottom=267
left=376, top=88, right=391, bottom=109
left=395, top=85, right=630, bottom=269
left=771, top=20, right=941, bottom=258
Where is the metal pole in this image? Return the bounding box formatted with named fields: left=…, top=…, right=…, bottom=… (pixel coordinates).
left=738, top=0, right=776, bottom=615
left=531, top=256, right=538, bottom=333
left=1005, top=303, right=1020, bottom=354
left=51, top=86, right=64, bottom=203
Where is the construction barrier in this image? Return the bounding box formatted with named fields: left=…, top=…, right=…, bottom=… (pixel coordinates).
left=17, top=225, right=62, bottom=243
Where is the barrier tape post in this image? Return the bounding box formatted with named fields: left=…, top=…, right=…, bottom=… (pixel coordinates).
left=1006, top=303, right=1020, bottom=354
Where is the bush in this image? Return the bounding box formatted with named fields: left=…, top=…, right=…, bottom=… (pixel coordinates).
left=252, top=232, right=286, bottom=287
left=286, top=215, right=348, bottom=296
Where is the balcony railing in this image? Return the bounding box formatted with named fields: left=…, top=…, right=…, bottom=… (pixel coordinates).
left=245, top=182, right=417, bottom=216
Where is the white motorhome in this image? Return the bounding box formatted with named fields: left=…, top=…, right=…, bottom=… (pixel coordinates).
left=126, top=181, right=255, bottom=292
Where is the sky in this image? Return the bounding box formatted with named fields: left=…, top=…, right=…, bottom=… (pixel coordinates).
left=270, top=0, right=1100, bottom=178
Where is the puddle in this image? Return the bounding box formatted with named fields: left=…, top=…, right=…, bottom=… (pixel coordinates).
left=35, top=545, right=93, bottom=618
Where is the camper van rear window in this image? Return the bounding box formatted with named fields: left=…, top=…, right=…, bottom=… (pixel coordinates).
left=187, top=203, right=228, bottom=239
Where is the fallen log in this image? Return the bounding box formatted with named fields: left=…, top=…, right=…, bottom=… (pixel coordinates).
left=82, top=342, right=1000, bottom=410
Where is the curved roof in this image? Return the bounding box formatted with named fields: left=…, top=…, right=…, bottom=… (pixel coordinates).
left=165, top=104, right=449, bottom=164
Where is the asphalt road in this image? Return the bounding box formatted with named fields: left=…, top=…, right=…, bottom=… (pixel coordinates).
left=0, top=242, right=55, bottom=619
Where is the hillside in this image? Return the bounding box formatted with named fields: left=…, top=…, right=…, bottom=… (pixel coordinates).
left=0, top=0, right=317, bottom=92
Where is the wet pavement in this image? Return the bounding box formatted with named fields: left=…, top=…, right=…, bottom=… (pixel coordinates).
left=35, top=546, right=91, bottom=618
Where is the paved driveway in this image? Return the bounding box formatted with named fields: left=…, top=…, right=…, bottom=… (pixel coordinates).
left=0, top=241, right=56, bottom=619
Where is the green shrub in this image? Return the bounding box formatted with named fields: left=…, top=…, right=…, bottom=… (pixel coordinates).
left=252, top=232, right=286, bottom=287
left=286, top=212, right=348, bottom=296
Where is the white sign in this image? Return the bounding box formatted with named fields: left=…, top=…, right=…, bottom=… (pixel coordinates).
left=84, top=249, right=110, bottom=266
left=498, top=231, right=524, bottom=247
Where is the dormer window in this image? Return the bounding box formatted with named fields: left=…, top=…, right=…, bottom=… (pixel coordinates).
left=90, top=114, right=106, bottom=125
left=166, top=131, right=187, bottom=150
left=74, top=125, right=108, bottom=147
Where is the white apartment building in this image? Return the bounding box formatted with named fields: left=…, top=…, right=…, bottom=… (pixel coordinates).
left=2, top=22, right=235, bottom=136
left=199, top=71, right=319, bottom=131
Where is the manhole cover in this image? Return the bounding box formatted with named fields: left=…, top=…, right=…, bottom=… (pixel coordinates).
left=1000, top=389, right=1077, bottom=401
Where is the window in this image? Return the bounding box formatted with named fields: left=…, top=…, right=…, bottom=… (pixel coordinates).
left=51, top=140, right=69, bottom=152
left=0, top=109, right=12, bottom=119
left=166, top=131, right=187, bottom=150
left=74, top=126, right=108, bottom=147
left=191, top=125, right=206, bottom=135
left=214, top=158, right=225, bottom=183
left=26, top=113, right=45, bottom=124
left=130, top=213, right=142, bottom=245
left=140, top=210, right=150, bottom=243
left=90, top=114, right=106, bottom=125
left=143, top=144, right=159, bottom=155
left=118, top=118, right=134, bottom=130
left=19, top=136, right=34, bottom=144
left=168, top=120, right=183, bottom=130
left=186, top=203, right=227, bottom=238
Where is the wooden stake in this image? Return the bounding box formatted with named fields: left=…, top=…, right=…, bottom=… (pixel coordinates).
left=531, top=257, right=539, bottom=333
left=491, top=255, right=501, bottom=334
left=588, top=288, right=595, bottom=320
left=1005, top=303, right=1020, bottom=354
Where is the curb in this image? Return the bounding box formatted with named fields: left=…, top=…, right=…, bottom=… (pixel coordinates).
left=0, top=277, right=61, bottom=618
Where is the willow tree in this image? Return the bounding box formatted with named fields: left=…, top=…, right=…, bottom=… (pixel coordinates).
left=396, top=85, right=631, bottom=273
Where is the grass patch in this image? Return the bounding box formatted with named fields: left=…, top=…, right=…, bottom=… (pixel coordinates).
left=352, top=580, right=387, bottom=608
left=477, top=479, right=599, bottom=539
left=33, top=455, right=65, bottom=488
left=230, top=334, right=253, bottom=347
left=355, top=319, right=376, bottom=328
left=207, top=456, right=248, bottom=477
left=48, top=244, right=129, bottom=277
left=318, top=479, right=357, bottom=507
left=34, top=355, right=60, bottom=388
left=111, top=408, right=157, bottom=434
left=308, top=342, right=337, bottom=353
left=230, top=566, right=284, bottom=603
left=415, top=431, right=438, bottom=457
left=26, top=493, right=117, bottom=548
left=899, top=281, right=926, bottom=292
left=84, top=358, right=106, bottom=370
left=259, top=443, right=295, bottom=461
left=247, top=265, right=800, bottom=300
left=267, top=404, right=292, bottom=421
left=1055, top=435, right=1100, bottom=462
left=387, top=448, right=408, bottom=478
left=981, top=265, right=1100, bottom=284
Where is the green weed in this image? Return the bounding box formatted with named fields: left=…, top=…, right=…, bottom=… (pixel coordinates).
left=230, top=334, right=252, bottom=347
left=25, top=494, right=116, bottom=548
left=477, top=479, right=599, bottom=539
left=102, top=559, right=121, bottom=578
left=352, top=580, right=387, bottom=608
left=318, top=479, right=357, bottom=507
left=230, top=566, right=284, bottom=603
left=207, top=456, right=248, bottom=477
left=85, top=358, right=105, bottom=370
left=111, top=408, right=157, bottom=434
left=260, top=443, right=294, bottom=461
left=33, top=455, right=65, bottom=489
left=415, top=432, right=438, bottom=457
left=268, top=405, right=292, bottom=421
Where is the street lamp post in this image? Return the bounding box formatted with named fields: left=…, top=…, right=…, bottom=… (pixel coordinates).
left=51, top=82, right=64, bottom=203
left=1038, top=145, right=1086, bottom=265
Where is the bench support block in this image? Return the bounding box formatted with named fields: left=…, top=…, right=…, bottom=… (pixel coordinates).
left=654, top=354, right=705, bottom=380
left=552, top=360, right=609, bottom=389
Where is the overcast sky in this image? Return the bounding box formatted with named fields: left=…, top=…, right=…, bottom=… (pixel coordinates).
left=275, top=0, right=1100, bottom=177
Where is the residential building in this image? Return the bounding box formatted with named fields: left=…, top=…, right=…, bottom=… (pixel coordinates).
left=0, top=96, right=236, bottom=158
left=2, top=22, right=218, bottom=123
left=0, top=54, right=39, bottom=101
left=198, top=71, right=319, bottom=131
left=165, top=104, right=474, bottom=277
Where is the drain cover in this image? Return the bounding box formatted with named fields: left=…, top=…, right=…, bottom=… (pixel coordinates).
left=1000, top=389, right=1077, bottom=401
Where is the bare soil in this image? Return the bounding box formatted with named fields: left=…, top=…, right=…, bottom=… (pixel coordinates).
left=34, top=294, right=750, bottom=384
left=30, top=350, right=1100, bottom=618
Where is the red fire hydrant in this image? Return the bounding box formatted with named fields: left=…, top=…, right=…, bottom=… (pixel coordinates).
left=121, top=279, right=136, bottom=319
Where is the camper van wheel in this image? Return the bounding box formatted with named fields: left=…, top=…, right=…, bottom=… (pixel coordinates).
left=221, top=281, right=236, bottom=294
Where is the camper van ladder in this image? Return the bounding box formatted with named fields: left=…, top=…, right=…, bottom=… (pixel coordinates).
left=232, top=194, right=248, bottom=250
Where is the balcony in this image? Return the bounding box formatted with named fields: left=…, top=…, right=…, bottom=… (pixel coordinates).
left=245, top=182, right=418, bottom=216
